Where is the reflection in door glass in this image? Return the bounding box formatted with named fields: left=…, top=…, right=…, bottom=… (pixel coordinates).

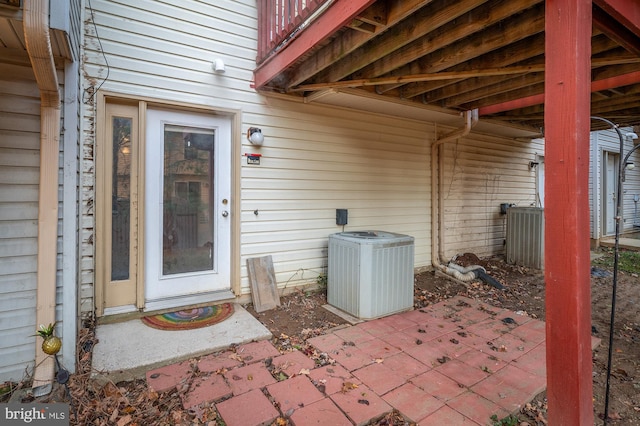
left=162, top=125, right=215, bottom=275
left=111, top=117, right=132, bottom=281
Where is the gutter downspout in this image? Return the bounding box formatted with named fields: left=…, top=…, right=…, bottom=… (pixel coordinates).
left=24, top=0, right=62, bottom=396
left=431, top=109, right=478, bottom=271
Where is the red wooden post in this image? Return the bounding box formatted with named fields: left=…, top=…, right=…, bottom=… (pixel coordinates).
left=544, top=0, right=594, bottom=424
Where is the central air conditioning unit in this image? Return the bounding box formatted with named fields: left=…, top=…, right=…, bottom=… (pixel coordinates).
left=506, top=207, right=544, bottom=269
left=328, top=231, right=414, bottom=319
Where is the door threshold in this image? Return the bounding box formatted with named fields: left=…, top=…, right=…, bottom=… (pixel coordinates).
left=144, top=289, right=236, bottom=313
left=99, top=290, right=236, bottom=324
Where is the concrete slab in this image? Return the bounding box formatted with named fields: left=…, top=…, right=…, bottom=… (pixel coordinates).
left=322, top=304, right=365, bottom=325
left=600, top=235, right=640, bottom=250
left=92, top=303, right=272, bottom=382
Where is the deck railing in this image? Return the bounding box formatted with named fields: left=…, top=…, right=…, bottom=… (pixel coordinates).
left=256, top=0, right=331, bottom=65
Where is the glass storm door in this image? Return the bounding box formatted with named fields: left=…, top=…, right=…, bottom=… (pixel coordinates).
left=145, top=109, right=231, bottom=304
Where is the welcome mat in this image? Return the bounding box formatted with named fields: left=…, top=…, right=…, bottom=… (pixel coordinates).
left=141, top=303, right=234, bottom=331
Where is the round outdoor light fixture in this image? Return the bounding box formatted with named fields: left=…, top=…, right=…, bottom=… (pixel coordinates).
left=247, top=127, right=264, bottom=146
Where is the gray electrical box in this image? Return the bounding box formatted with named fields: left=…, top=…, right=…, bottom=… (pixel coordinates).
left=336, top=209, right=348, bottom=225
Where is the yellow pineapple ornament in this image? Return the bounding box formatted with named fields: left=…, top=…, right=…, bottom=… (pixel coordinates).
left=36, top=322, right=62, bottom=355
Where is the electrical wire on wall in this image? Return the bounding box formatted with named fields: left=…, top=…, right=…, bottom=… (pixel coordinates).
left=83, top=0, right=110, bottom=105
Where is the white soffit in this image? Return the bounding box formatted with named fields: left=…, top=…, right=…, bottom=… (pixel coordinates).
left=307, top=88, right=541, bottom=140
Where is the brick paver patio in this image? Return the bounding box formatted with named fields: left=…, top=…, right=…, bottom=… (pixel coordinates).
left=145, top=295, right=600, bottom=425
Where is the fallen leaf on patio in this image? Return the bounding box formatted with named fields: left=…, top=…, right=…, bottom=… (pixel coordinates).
left=247, top=374, right=253, bottom=380
left=437, top=356, right=450, bottom=364
left=374, top=358, right=384, bottom=363
left=536, top=411, right=548, bottom=424
left=229, top=353, right=243, bottom=362
left=103, top=382, right=121, bottom=398
left=275, top=416, right=288, bottom=425
left=298, top=368, right=310, bottom=375
left=117, top=415, right=132, bottom=426
left=110, top=408, right=119, bottom=423
left=607, top=412, right=622, bottom=420
left=341, top=381, right=358, bottom=393
left=613, top=368, right=628, bottom=377
left=171, top=411, right=183, bottom=423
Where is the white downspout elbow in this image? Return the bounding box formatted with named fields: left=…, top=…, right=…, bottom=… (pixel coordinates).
left=431, top=110, right=478, bottom=271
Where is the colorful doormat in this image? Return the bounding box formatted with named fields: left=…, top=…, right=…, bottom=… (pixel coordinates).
left=141, top=303, right=234, bottom=331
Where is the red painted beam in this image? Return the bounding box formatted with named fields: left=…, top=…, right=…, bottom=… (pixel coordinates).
left=594, top=0, right=640, bottom=38
left=544, top=0, right=594, bottom=425
left=253, top=0, right=376, bottom=89
left=478, top=70, right=640, bottom=115
left=478, top=93, right=544, bottom=115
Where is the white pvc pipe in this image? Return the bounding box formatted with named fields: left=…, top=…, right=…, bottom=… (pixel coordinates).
left=430, top=110, right=478, bottom=271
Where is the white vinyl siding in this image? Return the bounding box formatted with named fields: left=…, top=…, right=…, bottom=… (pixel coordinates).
left=0, top=65, right=40, bottom=383
left=589, top=128, right=640, bottom=240
left=440, top=133, right=544, bottom=259
left=81, top=0, right=545, bottom=308
left=0, top=57, right=72, bottom=381
left=238, top=99, right=432, bottom=293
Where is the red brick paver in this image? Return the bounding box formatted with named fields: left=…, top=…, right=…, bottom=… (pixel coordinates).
left=235, top=340, right=280, bottom=364
left=289, top=398, right=352, bottom=426
left=216, top=388, right=279, bottom=426
left=382, top=383, right=444, bottom=422
left=330, top=383, right=393, bottom=426
left=448, top=391, right=511, bottom=425
left=197, top=352, right=242, bottom=373
left=352, top=362, right=406, bottom=395
left=224, top=362, right=276, bottom=395
left=266, top=375, right=324, bottom=416
left=271, top=350, right=316, bottom=378
left=419, top=405, right=478, bottom=425
left=146, top=360, right=192, bottom=393
left=181, top=374, right=232, bottom=409
left=308, top=364, right=360, bottom=395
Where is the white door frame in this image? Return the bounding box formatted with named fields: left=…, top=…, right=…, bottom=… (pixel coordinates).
left=96, top=94, right=241, bottom=317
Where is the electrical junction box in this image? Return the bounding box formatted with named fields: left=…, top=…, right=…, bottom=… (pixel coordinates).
left=336, top=209, right=348, bottom=225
